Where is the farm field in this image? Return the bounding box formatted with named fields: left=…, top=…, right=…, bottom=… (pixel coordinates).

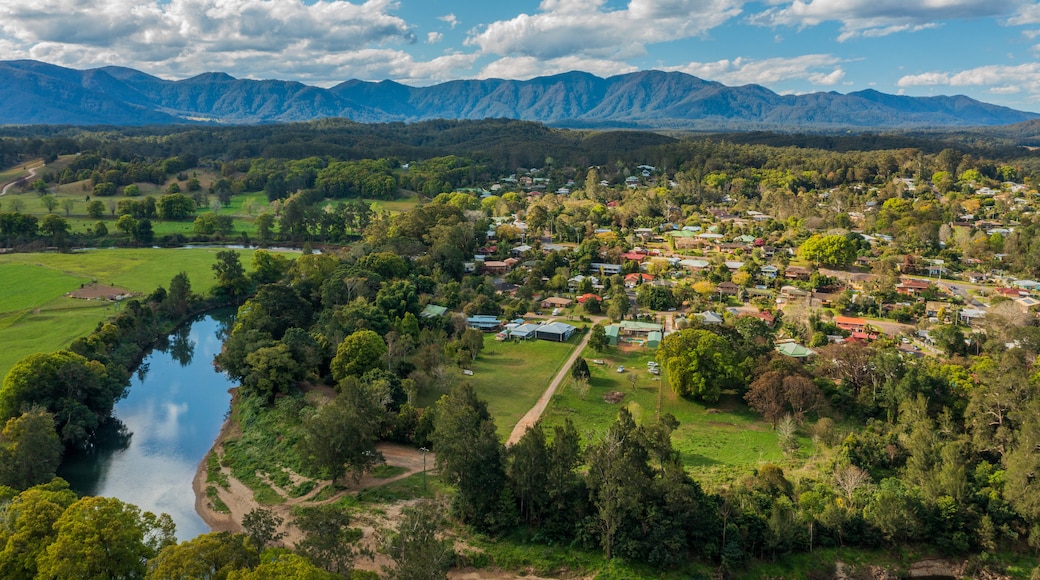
left=0, top=248, right=266, bottom=379
left=539, top=345, right=809, bottom=487
left=416, top=333, right=581, bottom=440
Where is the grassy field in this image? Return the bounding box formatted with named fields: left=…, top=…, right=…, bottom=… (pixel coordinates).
left=0, top=248, right=267, bottom=380
left=539, top=345, right=809, bottom=487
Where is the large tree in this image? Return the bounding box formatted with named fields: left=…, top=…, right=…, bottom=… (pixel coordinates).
left=432, top=383, right=510, bottom=532
left=380, top=500, right=454, bottom=580
left=331, top=329, right=387, bottom=382
left=36, top=496, right=176, bottom=579
left=298, top=381, right=385, bottom=485
left=0, top=350, right=118, bottom=448
left=0, top=407, right=62, bottom=490
left=656, top=328, right=743, bottom=402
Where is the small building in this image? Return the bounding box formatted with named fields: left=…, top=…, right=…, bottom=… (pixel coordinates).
left=576, top=293, right=602, bottom=304
left=467, top=315, right=503, bottom=332
left=695, top=311, right=724, bottom=325
left=605, top=324, right=620, bottom=346
left=717, top=281, right=740, bottom=296
left=776, top=342, right=815, bottom=358
left=896, top=278, right=930, bottom=296
left=960, top=308, right=986, bottom=326
left=785, top=266, right=812, bottom=281
left=420, top=304, right=448, bottom=319
left=535, top=321, right=578, bottom=342
left=540, top=296, right=574, bottom=310
left=624, top=273, right=655, bottom=287
left=509, top=323, right=540, bottom=340
left=834, top=316, right=867, bottom=333
left=590, top=262, right=623, bottom=275
left=482, top=260, right=511, bottom=275
left=646, top=331, right=662, bottom=348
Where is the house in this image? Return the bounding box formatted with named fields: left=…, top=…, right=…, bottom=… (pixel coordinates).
left=576, top=293, right=602, bottom=304
left=621, top=251, right=649, bottom=262
left=540, top=296, right=574, bottom=310
left=509, top=323, right=540, bottom=340
left=994, top=287, right=1025, bottom=298
left=695, top=311, right=724, bottom=325
left=717, top=281, right=740, bottom=296
left=1015, top=296, right=1040, bottom=311
left=679, top=258, right=711, bottom=271
left=896, top=278, right=930, bottom=296
left=482, top=261, right=512, bottom=275
left=467, top=315, right=503, bottom=332
left=959, top=308, right=986, bottom=326
left=724, top=261, right=745, bottom=271
left=776, top=342, right=815, bottom=358
left=624, top=273, right=655, bottom=287
left=590, top=262, right=623, bottom=275
left=780, top=286, right=809, bottom=300
left=785, top=266, right=812, bottom=281
left=760, top=265, right=779, bottom=279
left=834, top=316, right=867, bottom=333
left=535, top=321, right=578, bottom=342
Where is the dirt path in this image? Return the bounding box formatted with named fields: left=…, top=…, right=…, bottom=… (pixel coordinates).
left=193, top=420, right=435, bottom=549
left=1, top=163, right=40, bottom=196
left=505, top=330, right=592, bottom=446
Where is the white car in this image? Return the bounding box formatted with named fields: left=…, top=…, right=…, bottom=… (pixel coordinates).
left=616, top=366, right=624, bottom=373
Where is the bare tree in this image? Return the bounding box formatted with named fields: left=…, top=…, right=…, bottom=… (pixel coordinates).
left=834, top=463, right=871, bottom=507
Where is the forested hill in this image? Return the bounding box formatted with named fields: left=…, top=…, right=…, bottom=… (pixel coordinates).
left=1, top=60, right=1037, bottom=129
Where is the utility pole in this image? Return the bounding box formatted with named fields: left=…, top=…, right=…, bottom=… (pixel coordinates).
left=419, top=447, right=428, bottom=491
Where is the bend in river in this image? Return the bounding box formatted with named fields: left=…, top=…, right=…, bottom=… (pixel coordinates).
left=58, top=310, right=236, bottom=540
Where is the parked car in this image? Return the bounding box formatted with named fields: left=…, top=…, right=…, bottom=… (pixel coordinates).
left=616, top=366, right=625, bottom=373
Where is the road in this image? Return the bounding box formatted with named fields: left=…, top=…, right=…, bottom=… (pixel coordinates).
left=505, top=330, right=592, bottom=446
left=1, top=163, right=40, bottom=196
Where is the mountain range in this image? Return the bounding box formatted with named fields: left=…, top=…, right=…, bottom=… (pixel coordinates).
left=0, top=59, right=1036, bottom=130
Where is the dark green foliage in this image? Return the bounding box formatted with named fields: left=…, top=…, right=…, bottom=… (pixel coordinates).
left=432, top=383, right=510, bottom=533
left=379, top=500, right=454, bottom=580
left=0, top=408, right=62, bottom=491
left=293, top=505, right=363, bottom=575
left=570, top=358, right=591, bottom=381
left=148, top=532, right=259, bottom=580
left=241, top=508, right=286, bottom=550
left=297, top=381, right=385, bottom=485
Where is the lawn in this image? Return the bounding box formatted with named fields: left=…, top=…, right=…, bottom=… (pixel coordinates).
left=364, top=191, right=423, bottom=214
left=454, top=333, right=582, bottom=440
left=540, top=345, right=809, bottom=487
left=0, top=248, right=270, bottom=380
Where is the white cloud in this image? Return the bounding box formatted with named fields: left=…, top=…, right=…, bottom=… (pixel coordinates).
left=752, top=0, right=1026, bottom=40
left=427, top=32, right=443, bottom=44
left=437, top=13, right=459, bottom=29
left=0, top=0, right=465, bottom=84
left=666, top=54, right=846, bottom=86
left=466, top=0, right=743, bottom=61
left=897, top=62, right=1040, bottom=97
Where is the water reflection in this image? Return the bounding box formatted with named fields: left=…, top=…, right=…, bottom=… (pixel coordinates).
left=58, top=311, right=235, bottom=541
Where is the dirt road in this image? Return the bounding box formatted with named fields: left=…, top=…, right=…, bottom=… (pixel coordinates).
left=1, top=163, right=40, bottom=196
left=505, top=330, right=591, bottom=446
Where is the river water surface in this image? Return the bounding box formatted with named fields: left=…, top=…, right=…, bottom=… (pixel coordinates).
left=59, top=310, right=235, bottom=540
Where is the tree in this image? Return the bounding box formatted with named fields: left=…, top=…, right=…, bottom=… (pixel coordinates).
left=147, top=532, right=259, bottom=580
left=40, top=194, right=57, bottom=213
left=570, top=357, right=591, bottom=381
left=36, top=496, right=175, bottom=579
left=212, top=250, right=249, bottom=301
left=298, top=382, right=384, bottom=485
left=745, top=371, right=786, bottom=428
left=226, top=550, right=337, bottom=580
left=432, top=383, right=510, bottom=532
left=929, top=324, right=966, bottom=357
left=59, top=198, right=74, bottom=217
left=656, top=328, right=743, bottom=402
left=255, top=213, right=275, bottom=243
left=241, top=508, right=285, bottom=550
left=331, top=329, right=387, bottom=382
left=380, top=500, right=454, bottom=580
left=241, top=344, right=304, bottom=403
left=0, top=408, right=62, bottom=490
left=0, top=479, right=79, bottom=579
left=0, top=350, right=116, bottom=448
left=509, top=423, right=551, bottom=526
left=86, top=200, right=106, bottom=219
left=585, top=408, right=651, bottom=560
left=800, top=234, right=857, bottom=267
left=292, top=505, right=362, bottom=576
left=123, top=184, right=140, bottom=197
left=38, top=214, right=69, bottom=245
left=116, top=214, right=138, bottom=236
left=589, top=323, right=609, bottom=351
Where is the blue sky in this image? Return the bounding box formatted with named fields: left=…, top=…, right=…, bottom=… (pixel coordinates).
left=1, top=0, right=1039, bottom=111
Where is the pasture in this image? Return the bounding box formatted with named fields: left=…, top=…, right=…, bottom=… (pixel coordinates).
left=0, top=248, right=263, bottom=380
left=539, top=345, right=809, bottom=487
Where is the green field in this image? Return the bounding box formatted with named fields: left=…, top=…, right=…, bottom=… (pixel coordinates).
left=0, top=248, right=271, bottom=380
left=467, top=334, right=582, bottom=440
left=540, top=346, right=808, bottom=487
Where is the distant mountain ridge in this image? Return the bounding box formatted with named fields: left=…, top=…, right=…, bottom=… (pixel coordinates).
left=0, top=60, right=1036, bottom=129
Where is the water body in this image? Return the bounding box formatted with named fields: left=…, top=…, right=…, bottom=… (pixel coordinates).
left=59, top=310, right=236, bottom=540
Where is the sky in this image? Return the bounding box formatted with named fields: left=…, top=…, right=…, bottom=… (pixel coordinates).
left=2, top=0, right=1040, bottom=112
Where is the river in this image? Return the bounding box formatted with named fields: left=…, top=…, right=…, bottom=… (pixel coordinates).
left=58, top=310, right=236, bottom=540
